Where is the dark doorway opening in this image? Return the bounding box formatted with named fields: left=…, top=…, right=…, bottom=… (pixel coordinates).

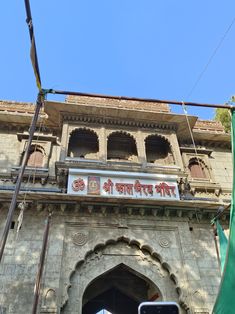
left=83, top=287, right=138, bottom=314
left=82, top=264, right=161, bottom=314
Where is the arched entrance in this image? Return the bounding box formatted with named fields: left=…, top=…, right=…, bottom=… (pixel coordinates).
left=61, top=239, right=188, bottom=313
left=82, top=264, right=161, bottom=314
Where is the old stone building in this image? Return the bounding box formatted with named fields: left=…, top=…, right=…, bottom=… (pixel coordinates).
left=0, top=95, right=232, bottom=314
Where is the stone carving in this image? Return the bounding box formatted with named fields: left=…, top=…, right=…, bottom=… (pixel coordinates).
left=61, top=236, right=190, bottom=311
left=158, top=236, right=171, bottom=248
left=56, top=168, right=68, bottom=192
left=45, top=289, right=56, bottom=303
left=72, top=233, right=88, bottom=246
left=178, top=177, right=192, bottom=199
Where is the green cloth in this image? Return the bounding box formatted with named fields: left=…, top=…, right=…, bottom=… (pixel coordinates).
left=216, top=220, right=228, bottom=272
left=213, top=109, right=235, bottom=314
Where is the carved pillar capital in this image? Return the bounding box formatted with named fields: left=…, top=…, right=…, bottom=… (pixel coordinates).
left=56, top=167, right=68, bottom=192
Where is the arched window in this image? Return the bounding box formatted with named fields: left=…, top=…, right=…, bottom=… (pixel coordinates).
left=145, top=135, right=174, bottom=165
left=188, top=158, right=209, bottom=179
left=27, top=145, right=44, bottom=168
left=107, top=132, right=138, bottom=161
left=68, top=129, right=99, bottom=159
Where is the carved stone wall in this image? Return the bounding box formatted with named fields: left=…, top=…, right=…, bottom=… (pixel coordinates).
left=0, top=205, right=221, bottom=314
left=0, top=99, right=230, bottom=314
left=61, top=241, right=181, bottom=314
left=61, top=121, right=182, bottom=169
left=0, top=133, right=21, bottom=173
left=210, top=148, right=233, bottom=190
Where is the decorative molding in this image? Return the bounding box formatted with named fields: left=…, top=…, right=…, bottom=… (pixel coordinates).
left=72, top=232, right=88, bottom=246
left=180, top=146, right=213, bottom=156
left=62, top=114, right=177, bottom=131
left=11, top=167, right=49, bottom=185
left=158, top=236, right=171, bottom=248
left=17, top=132, right=57, bottom=143
left=61, top=236, right=190, bottom=311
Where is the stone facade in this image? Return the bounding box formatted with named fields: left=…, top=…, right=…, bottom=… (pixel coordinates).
left=0, top=96, right=232, bottom=314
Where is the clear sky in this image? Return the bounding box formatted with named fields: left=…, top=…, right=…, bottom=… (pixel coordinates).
left=1, top=1, right=235, bottom=119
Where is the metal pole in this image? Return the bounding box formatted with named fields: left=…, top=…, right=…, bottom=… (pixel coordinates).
left=24, top=0, right=41, bottom=86
left=32, top=212, right=52, bottom=314
left=49, top=89, right=234, bottom=110
left=0, top=92, right=44, bottom=263
left=212, top=223, right=221, bottom=272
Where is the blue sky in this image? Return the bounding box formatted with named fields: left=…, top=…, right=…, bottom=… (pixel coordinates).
left=1, top=1, right=235, bottom=119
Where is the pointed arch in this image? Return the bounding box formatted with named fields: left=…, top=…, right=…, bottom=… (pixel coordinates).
left=82, top=263, right=161, bottom=314
left=61, top=237, right=190, bottom=312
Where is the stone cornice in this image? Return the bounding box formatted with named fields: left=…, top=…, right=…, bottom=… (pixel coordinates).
left=62, top=113, right=178, bottom=131
left=0, top=190, right=230, bottom=222
left=180, top=146, right=213, bottom=155
left=0, top=99, right=36, bottom=112
left=180, top=137, right=231, bottom=149
left=0, top=100, right=57, bottom=129
left=56, top=160, right=184, bottom=176
left=44, top=100, right=198, bottom=137
left=0, top=123, right=59, bottom=135
left=17, top=132, right=58, bottom=143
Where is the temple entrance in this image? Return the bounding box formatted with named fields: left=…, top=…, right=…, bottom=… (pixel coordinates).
left=61, top=238, right=187, bottom=313
left=82, top=264, right=161, bottom=314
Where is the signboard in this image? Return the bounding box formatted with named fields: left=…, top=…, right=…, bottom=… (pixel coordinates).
left=67, top=169, right=180, bottom=201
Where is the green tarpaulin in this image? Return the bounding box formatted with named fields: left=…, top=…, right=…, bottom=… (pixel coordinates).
left=213, top=109, right=235, bottom=314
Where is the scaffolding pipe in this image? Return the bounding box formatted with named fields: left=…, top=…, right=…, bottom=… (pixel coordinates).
left=0, top=93, right=43, bottom=263
left=49, top=89, right=234, bottom=110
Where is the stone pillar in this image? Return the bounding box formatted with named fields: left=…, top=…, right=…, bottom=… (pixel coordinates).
left=60, top=122, right=69, bottom=161
left=136, top=131, right=147, bottom=165
left=99, top=127, right=107, bottom=162
left=170, top=133, right=184, bottom=170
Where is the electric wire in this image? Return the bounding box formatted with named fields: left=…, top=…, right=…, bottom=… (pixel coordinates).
left=186, top=16, right=235, bottom=99
left=180, top=16, right=235, bottom=222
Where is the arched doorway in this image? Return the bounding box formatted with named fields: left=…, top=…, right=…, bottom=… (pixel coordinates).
left=61, top=239, right=188, bottom=314
left=82, top=264, right=161, bottom=314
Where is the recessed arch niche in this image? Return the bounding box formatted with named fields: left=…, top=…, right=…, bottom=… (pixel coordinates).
left=188, top=157, right=210, bottom=179
left=26, top=144, right=45, bottom=168
left=145, top=135, right=174, bottom=165
left=68, top=128, right=99, bottom=159
left=107, top=131, right=138, bottom=162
